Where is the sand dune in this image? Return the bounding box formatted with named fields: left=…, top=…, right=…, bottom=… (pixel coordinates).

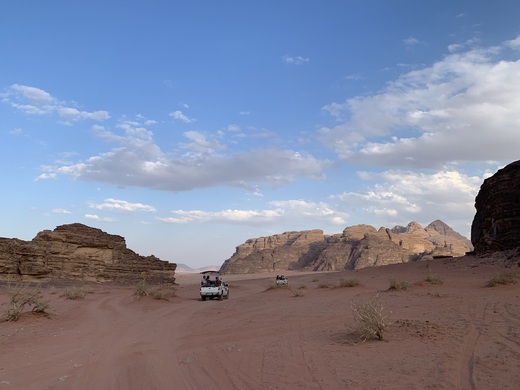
left=1, top=256, right=519, bottom=389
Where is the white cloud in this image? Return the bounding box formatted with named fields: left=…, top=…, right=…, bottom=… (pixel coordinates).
left=403, top=37, right=420, bottom=47
left=332, top=169, right=485, bottom=236
left=44, top=118, right=330, bottom=191
left=88, top=198, right=156, bottom=212
left=2, top=84, right=110, bottom=122
left=319, top=37, right=520, bottom=169
left=505, top=36, right=520, bottom=50
left=157, top=199, right=347, bottom=226
left=84, top=214, right=115, bottom=222
left=170, top=110, right=196, bottom=123
left=51, top=208, right=71, bottom=214
left=283, top=55, right=310, bottom=65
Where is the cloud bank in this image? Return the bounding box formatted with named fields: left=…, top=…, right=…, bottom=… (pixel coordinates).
left=319, top=37, right=520, bottom=169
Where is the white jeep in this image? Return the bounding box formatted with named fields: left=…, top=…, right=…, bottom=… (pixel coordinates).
left=275, top=275, right=288, bottom=285
left=200, top=271, right=229, bottom=301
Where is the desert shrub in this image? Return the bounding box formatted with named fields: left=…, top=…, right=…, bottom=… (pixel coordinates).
left=264, top=282, right=289, bottom=291
left=486, top=270, right=518, bottom=287
left=311, top=278, right=319, bottom=282
left=291, top=288, right=305, bottom=297
left=388, top=277, right=410, bottom=291
left=149, top=286, right=177, bottom=301
left=350, top=295, right=390, bottom=341
left=317, top=281, right=333, bottom=289
left=424, top=272, right=444, bottom=285
left=134, top=279, right=176, bottom=300
left=339, top=277, right=360, bottom=288
left=2, top=283, right=49, bottom=322
left=60, top=285, right=89, bottom=300
left=133, top=279, right=149, bottom=300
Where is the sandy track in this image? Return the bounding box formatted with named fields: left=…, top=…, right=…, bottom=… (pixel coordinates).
left=1, top=257, right=519, bottom=389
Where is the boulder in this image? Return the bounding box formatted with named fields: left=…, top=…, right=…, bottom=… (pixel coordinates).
left=471, top=160, right=520, bottom=254
left=0, top=223, right=176, bottom=283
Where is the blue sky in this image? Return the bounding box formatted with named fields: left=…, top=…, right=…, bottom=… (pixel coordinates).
left=1, top=1, right=520, bottom=268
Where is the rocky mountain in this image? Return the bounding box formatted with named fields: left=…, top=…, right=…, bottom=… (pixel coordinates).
left=219, top=220, right=472, bottom=274
left=0, top=223, right=176, bottom=283
left=472, top=159, right=520, bottom=255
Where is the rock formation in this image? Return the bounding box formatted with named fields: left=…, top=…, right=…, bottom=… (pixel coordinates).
left=471, top=159, right=520, bottom=255
left=220, top=220, right=472, bottom=274
left=0, top=223, right=176, bottom=283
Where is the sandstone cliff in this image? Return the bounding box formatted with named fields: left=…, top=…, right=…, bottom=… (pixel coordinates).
left=0, top=223, right=176, bottom=283
left=219, top=220, right=472, bottom=274
left=471, top=159, right=520, bottom=255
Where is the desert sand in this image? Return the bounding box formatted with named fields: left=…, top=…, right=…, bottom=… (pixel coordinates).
left=1, top=256, right=519, bottom=390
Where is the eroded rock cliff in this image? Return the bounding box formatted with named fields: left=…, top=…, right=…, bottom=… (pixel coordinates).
left=471, top=159, right=520, bottom=255
left=220, top=220, right=472, bottom=274
left=0, top=223, right=176, bottom=283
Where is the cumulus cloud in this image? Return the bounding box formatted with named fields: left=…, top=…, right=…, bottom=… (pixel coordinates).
left=1, top=84, right=109, bottom=123
left=318, top=36, right=520, bottom=169
left=170, top=110, right=195, bottom=123
left=157, top=199, right=347, bottom=226
left=331, top=169, right=485, bottom=235
left=40, top=118, right=330, bottom=191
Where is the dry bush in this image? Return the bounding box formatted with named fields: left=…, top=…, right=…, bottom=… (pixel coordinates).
left=350, top=295, right=390, bottom=341
left=317, top=281, right=333, bottom=289
left=291, top=288, right=305, bottom=297
left=339, top=277, right=360, bottom=288
left=424, top=272, right=444, bottom=285
left=133, top=279, right=149, bottom=300
left=2, top=283, right=49, bottom=322
left=134, top=279, right=176, bottom=300
left=60, top=285, right=89, bottom=300
left=149, top=286, right=177, bottom=301
left=486, top=270, right=518, bottom=287
left=388, top=277, right=410, bottom=291
left=264, top=282, right=289, bottom=291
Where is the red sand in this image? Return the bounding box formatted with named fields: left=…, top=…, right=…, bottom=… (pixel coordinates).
left=1, top=256, right=519, bottom=389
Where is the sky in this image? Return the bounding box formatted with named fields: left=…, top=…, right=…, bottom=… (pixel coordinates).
left=1, top=1, right=520, bottom=268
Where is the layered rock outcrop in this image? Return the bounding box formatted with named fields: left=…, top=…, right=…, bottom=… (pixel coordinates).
left=220, top=220, right=472, bottom=274
left=0, top=223, right=176, bottom=283
left=471, top=159, right=520, bottom=254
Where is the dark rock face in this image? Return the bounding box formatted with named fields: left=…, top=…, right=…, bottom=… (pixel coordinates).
left=0, top=223, right=176, bottom=283
left=471, top=160, right=520, bottom=254
left=220, top=220, right=472, bottom=274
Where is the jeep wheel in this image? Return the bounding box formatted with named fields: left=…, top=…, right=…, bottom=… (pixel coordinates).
left=201, top=296, right=206, bottom=301
left=218, top=293, right=223, bottom=301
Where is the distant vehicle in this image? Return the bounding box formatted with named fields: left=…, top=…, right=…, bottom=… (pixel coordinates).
left=200, top=271, right=229, bottom=301
left=275, top=275, right=288, bottom=285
